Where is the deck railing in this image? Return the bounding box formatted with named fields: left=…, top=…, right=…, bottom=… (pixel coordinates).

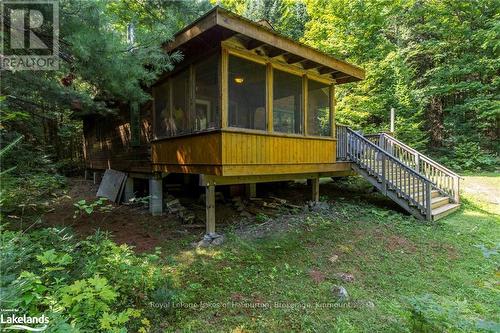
left=336, top=124, right=349, bottom=161
left=375, top=133, right=460, bottom=203
left=346, top=129, right=434, bottom=218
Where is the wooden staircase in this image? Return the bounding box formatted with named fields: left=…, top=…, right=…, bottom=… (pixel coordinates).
left=336, top=125, right=460, bottom=221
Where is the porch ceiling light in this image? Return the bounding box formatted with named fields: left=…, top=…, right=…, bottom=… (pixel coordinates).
left=234, top=76, right=244, bottom=84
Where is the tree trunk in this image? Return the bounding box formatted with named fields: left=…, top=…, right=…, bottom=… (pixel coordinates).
left=46, top=118, right=61, bottom=159
left=427, top=96, right=444, bottom=147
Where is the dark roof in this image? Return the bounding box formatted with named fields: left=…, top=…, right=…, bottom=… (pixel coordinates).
left=162, top=6, right=365, bottom=84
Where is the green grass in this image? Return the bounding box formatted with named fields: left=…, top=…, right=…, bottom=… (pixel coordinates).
left=158, top=176, right=499, bottom=332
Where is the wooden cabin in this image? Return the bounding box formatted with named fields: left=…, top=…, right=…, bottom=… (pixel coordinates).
left=83, top=6, right=364, bottom=232
left=84, top=7, right=460, bottom=231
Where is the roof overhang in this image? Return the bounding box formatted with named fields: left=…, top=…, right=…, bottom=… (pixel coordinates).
left=163, top=7, right=365, bottom=84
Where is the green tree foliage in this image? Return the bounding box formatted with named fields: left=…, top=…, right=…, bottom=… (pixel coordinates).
left=0, top=0, right=208, bottom=171
left=215, top=0, right=309, bottom=40
left=303, top=0, right=499, bottom=168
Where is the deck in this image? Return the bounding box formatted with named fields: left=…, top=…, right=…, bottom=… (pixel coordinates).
left=151, top=128, right=349, bottom=176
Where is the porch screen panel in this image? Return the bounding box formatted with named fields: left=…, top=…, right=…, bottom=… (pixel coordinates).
left=307, top=80, right=330, bottom=136
left=273, top=69, right=302, bottom=134
left=171, top=69, right=190, bottom=136
left=194, top=54, right=219, bottom=131
left=228, top=55, right=266, bottom=130
left=153, top=81, right=169, bottom=138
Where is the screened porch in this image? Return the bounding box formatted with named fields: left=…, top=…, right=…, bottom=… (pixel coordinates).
left=151, top=45, right=341, bottom=177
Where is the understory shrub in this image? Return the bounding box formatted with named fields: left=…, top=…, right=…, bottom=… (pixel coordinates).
left=0, top=227, right=179, bottom=332
left=0, top=172, right=66, bottom=215
left=0, top=134, right=68, bottom=217
left=436, top=142, right=498, bottom=172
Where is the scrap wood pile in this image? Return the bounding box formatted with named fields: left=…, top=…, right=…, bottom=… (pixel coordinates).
left=163, top=192, right=306, bottom=225
left=165, top=194, right=196, bottom=224
left=232, top=196, right=303, bottom=219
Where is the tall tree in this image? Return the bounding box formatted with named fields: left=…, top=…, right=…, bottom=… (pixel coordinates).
left=1, top=0, right=208, bottom=169
left=216, top=0, right=309, bottom=40
left=303, top=0, right=499, bottom=164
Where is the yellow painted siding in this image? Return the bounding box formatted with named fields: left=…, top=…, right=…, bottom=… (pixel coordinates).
left=151, top=130, right=338, bottom=176
left=221, top=130, right=337, bottom=175
left=222, top=131, right=335, bottom=165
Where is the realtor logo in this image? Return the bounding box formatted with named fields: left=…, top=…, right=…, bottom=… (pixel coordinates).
left=0, top=0, right=59, bottom=70
left=0, top=311, right=49, bottom=332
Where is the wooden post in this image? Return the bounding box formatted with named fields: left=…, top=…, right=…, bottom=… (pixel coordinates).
left=453, top=176, right=460, bottom=203
left=206, top=184, right=216, bottom=235
left=189, top=64, right=195, bottom=131
left=390, top=107, right=395, bottom=134
left=266, top=63, right=273, bottom=132
left=425, top=182, right=432, bottom=221
left=221, top=47, right=229, bottom=128
left=245, top=183, right=256, bottom=198
left=330, top=84, right=336, bottom=138
left=381, top=153, right=387, bottom=195
left=303, top=75, right=308, bottom=135
left=149, top=173, right=163, bottom=216
left=311, top=178, right=320, bottom=202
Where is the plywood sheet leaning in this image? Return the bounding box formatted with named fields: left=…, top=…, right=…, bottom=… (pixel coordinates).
left=96, top=169, right=127, bottom=203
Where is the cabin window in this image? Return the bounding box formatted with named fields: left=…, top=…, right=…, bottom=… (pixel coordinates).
left=194, top=54, right=219, bottom=132
left=228, top=55, right=266, bottom=131
left=153, top=81, right=170, bottom=138
left=171, top=69, right=190, bottom=135
left=307, top=79, right=330, bottom=136
left=273, top=69, right=302, bottom=134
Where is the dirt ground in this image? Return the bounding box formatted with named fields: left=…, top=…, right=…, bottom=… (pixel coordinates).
left=41, top=176, right=403, bottom=252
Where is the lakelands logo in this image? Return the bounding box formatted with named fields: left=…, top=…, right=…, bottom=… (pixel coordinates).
left=0, top=0, right=59, bottom=70
left=0, top=313, right=49, bottom=331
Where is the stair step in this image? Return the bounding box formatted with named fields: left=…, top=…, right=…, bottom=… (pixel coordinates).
left=390, top=178, right=416, bottom=184
left=398, top=182, right=424, bottom=187
left=432, top=203, right=460, bottom=221
left=396, top=185, right=425, bottom=193
left=415, top=190, right=441, bottom=199
left=431, top=196, right=450, bottom=209
left=352, top=131, right=461, bottom=221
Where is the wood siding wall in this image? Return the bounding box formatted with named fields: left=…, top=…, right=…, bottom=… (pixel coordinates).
left=152, top=131, right=223, bottom=175
left=83, top=103, right=153, bottom=173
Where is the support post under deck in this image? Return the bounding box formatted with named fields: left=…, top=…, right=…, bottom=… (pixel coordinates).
left=149, top=173, right=163, bottom=216
left=206, top=184, right=216, bottom=234
left=311, top=178, right=320, bottom=202
left=245, top=183, right=257, bottom=198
